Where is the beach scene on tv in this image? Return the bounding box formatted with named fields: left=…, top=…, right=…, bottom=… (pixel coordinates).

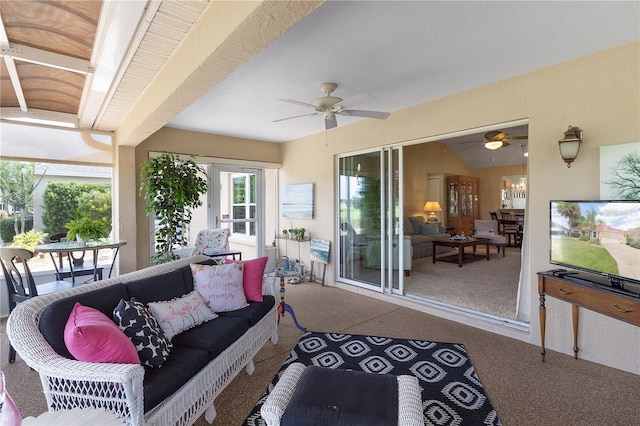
left=550, top=201, right=640, bottom=282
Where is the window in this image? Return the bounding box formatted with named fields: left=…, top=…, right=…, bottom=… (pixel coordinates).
left=231, top=174, right=256, bottom=236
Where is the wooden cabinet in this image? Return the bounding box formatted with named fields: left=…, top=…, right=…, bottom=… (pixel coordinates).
left=446, top=175, right=479, bottom=236
left=538, top=272, right=639, bottom=361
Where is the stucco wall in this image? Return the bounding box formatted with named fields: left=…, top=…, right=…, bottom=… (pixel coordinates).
left=276, top=41, right=640, bottom=374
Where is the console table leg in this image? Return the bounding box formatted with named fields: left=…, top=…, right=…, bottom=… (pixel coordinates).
left=572, top=304, right=579, bottom=359
left=539, top=293, right=546, bottom=362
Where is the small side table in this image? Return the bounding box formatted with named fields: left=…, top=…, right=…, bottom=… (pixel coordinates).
left=265, top=271, right=307, bottom=332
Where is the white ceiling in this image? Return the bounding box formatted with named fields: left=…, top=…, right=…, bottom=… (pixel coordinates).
left=164, top=1, right=639, bottom=168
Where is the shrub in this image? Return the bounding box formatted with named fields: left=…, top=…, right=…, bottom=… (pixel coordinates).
left=0, top=217, right=33, bottom=243
left=42, top=182, right=111, bottom=235
left=12, top=230, right=48, bottom=252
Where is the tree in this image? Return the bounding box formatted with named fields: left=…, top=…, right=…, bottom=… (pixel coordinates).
left=0, top=161, right=45, bottom=235
left=42, top=182, right=111, bottom=235
left=556, top=202, right=581, bottom=229
left=604, top=152, right=640, bottom=199
left=140, top=153, right=208, bottom=263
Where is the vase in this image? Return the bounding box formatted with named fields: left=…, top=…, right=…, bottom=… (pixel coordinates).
left=76, top=236, right=85, bottom=245
left=0, top=371, right=22, bottom=426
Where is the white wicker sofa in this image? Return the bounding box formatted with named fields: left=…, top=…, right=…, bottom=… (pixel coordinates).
left=6, top=255, right=278, bottom=426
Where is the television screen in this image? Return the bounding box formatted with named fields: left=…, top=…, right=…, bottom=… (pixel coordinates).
left=550, top=200, right=640, bottom=290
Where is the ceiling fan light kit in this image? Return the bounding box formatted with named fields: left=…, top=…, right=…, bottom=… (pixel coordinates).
left=274, top=82, right=390, bottom=130
left=484, top=140, right=505, bottom=150
left=481, top=130, right=527, bottom=150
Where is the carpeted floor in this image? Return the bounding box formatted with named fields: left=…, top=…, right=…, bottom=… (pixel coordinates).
left=405, top=247, right=521, bottom=319
left=2, top=281, right=639, bottom=426
left=243, top=331, right=500, bottom=425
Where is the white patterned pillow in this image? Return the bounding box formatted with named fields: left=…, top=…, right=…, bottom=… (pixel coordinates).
left=191, top=262, right=249, bottom=312
left=113, top=298, right=172, bottom=368
left=147, top=291, right=217, bottom=340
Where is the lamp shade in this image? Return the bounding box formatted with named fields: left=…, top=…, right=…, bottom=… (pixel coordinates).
left=423, top=201, right=442, bottom=223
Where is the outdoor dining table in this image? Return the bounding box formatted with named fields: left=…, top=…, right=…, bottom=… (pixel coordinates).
left=35, top=239, right=127, bottom=283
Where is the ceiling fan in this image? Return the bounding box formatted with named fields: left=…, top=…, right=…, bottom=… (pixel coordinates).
left=273, top=82, right=390, bottom=130
left=482, top=130, right=528, bottom=150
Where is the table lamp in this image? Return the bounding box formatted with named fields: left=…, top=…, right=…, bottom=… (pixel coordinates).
left=423, top=201, right=442, bottom=223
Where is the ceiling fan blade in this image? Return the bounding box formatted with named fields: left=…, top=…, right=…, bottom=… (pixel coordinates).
left=338, top=109, right=390, bottom=119
left=272, top=112, right=319, bottom=123
left=333, top=93, right=376, bottom=109
left=278, top=99, right=317, bottom=109
left=325, top=116, right=338, bottom=130
left=504, top=135, right=528, bottom=141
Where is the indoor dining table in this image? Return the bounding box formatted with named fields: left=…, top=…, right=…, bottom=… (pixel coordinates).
left=35, top=239, right=127, bottom=283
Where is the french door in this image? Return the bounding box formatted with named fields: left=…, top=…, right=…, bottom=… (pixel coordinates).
left=337, top=147, right=404, bottom=294
left=212, top=165, right=265, bottom=258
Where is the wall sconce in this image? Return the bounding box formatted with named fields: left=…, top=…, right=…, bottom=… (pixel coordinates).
left=558, top=125, right=583, bottom=168
left=423, top=201, right=443, bottom=223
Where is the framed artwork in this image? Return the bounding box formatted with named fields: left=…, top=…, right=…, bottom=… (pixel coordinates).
left=283, top=183, right=314, bottom=219
left=310, top=239, right=330, bottom=264
left=600, top=142, right=640, bottom=199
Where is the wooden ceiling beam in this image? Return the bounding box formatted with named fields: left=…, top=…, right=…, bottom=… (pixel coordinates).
left=1, top=43, right=91, bottom=75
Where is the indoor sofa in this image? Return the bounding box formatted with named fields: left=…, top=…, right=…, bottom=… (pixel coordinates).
left=404, top=216, right=452, bottom=259
left=6, top=255, right=278, bottom=426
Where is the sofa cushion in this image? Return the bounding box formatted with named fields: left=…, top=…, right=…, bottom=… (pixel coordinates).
left=143, top=346, right=210, bottom=413
left=171, top=316, right=249, bottom=359
left=403, top=219, right=415, bottom=235
left=147, top=291, right=217, bottom=340
left=39, top=283, right=129, bottom=359
left=113, top=298, right=173, bottom=368
left=408, top=216, right=425, bottom=235
left=217, top=296, right=276, bottom=327
left=126, top=268, right=190, bottom=305
left=191, top=262, right=249, bottom=312
left=421, top=223, right=440, bottom=234
left=64, top=302, right=139, bottom=364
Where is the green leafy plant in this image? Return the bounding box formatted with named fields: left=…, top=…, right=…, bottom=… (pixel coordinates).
left=12, top=230, right=48, bottom=252
left=65, top=216, right=110, bottom=243
left=140, top=152, right=208, bottom=263
left=42, top=182, right=111, bottom=235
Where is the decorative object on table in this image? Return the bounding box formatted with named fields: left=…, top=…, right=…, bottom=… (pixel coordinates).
left=139, top=152, right=208, bottom=263
left=65, top=215, right=110, bottom=245
left=282, top=183, right=314, bottom=219
left=557, top=125, right=583, bottom=168
left=423, top=200, right=443, bottom=223
left=0, top=370, right=21, bottom=426
left=243, top=331, right=501, bottom=426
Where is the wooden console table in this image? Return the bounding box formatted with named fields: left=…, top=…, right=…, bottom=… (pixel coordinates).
left=538, top=272, right=640, bottom=362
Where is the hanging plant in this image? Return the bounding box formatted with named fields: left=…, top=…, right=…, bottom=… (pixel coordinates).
left=140, top=152, right=208, bottom=263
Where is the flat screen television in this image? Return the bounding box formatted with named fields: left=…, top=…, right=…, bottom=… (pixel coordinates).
left=549, top=200, right=640, bottom=296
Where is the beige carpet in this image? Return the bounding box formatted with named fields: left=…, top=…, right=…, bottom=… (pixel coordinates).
left=405, top=246, right=521, bottom=319
left=2, top=281, right=639, bottom=426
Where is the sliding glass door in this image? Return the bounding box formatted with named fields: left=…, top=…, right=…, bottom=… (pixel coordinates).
left=338, top=147, right=404, bottom=294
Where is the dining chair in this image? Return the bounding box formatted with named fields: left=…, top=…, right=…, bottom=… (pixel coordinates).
left=0, top=247, right=73, bottom=363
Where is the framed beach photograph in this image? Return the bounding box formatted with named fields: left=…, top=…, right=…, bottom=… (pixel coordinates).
left=282, top=183, right=314, bottom=219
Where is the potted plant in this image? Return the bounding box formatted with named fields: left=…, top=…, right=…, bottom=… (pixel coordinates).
left=294, top=227, right=306, bottom=241
left=282, top=229, right=288, bottom=239
left=65, top=216, right=110, bottom=245
left=140, top=152, right=208, bottom=263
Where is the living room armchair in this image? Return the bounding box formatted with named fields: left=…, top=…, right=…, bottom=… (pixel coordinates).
left=473, top=220, right=506, bottom=257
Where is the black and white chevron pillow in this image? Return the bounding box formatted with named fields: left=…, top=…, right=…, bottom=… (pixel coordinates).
left=113, top=298, right=172, bottom=368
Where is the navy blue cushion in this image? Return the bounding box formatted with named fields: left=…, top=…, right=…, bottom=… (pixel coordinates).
left=126, top=268, right=189, bottom=305
left=171, top=316, right=249, bottom=359
left=143, top=346, right=210, bottom=413
left=217, top=296, right=275, bottom=326
left=282, top=366, right=398, bottom=426
left=39, top=284, right=129, bottom=359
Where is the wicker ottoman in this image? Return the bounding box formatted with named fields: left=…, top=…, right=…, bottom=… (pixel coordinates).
left=260, top=363, right=424, bottom=426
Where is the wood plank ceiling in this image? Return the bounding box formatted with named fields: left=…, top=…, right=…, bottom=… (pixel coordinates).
left=0, top=0, right=100, bottom=119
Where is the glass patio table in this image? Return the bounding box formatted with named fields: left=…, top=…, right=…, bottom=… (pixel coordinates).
left=35, top=239, right=127, bottom=283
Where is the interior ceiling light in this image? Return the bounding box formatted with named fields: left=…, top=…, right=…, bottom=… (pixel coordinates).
left=484, top=141, right=503, bottom=150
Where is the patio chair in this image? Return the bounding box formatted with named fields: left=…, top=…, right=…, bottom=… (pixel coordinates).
left=191, top=228, right=231, bottom=263
left=0, top=247, right=73, bottom=363
left=473, top=220, right=506, bottom=257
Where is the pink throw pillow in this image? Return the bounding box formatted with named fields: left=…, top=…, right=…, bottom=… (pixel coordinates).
left=64, top=302, right=139, bottom=364
left=191, top=262, right=248, bottom=312
left=224, top=257, right=268, bottom=302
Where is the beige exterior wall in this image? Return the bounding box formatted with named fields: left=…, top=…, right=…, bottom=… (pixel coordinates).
left=125, top=42, right=640, bottom=373
left=275, top=41, right=640, bottom=374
